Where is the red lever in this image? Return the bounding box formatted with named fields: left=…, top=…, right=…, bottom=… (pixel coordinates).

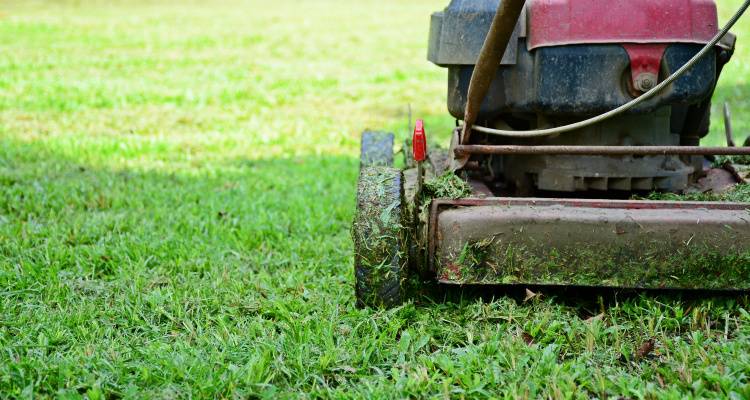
left=413, top=119, right=427, bottom=162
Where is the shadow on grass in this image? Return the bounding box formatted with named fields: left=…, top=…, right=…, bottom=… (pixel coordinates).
left=415, top=284, right=749, bottom=319
left=0, top=136, right=361, bottom=290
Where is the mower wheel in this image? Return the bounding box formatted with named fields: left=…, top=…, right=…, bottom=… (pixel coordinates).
left=360, top=131, right=394, bottom=168
left=352, top=166, right=405, bottom=308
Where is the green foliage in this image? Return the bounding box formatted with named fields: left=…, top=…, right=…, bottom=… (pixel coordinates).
left=422, top=171, right=472, bottom=200
left=644, top=183, right=750, bottom=202
left=714, top=155, right=750, bottom=167
left=1, top=0, right=750, bottom=398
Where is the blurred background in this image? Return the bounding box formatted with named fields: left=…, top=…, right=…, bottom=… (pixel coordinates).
left=2, top=0, right=746, bottom=166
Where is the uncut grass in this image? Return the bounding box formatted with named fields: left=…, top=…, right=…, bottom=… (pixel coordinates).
left=2, top=0, right=750, bottom=398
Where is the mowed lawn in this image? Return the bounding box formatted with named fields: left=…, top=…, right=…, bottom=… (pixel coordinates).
left=1, top=0, right=750, bottom=398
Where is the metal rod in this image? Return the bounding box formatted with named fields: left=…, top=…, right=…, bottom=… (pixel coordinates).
left=461, top=0, right=526, bottom=144
left=454, top=145, right=750, bottom=156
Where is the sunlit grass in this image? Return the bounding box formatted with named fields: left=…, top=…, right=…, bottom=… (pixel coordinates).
left=1, top=0, right=749, bottom=397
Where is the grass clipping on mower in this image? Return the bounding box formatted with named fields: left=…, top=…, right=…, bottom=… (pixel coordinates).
left=644, top=184, right=750, bottom=202
left=422, top=172, right=472, bottom=200
left=410, top=172, right=472, bottom=262
left=644, top=158, right=750, bottom=202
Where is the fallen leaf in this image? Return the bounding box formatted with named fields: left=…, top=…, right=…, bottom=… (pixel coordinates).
left=521, top=332, right=534, bottom=345
left=635, top=339, right=655, bottom=359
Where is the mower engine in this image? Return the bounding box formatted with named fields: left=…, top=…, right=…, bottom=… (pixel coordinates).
left=428, top=0, right=735, bottom=194
left=352, top=0, right=750, bottom=308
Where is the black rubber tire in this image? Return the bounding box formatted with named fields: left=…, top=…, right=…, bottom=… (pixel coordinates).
left=353, top=130, right=406, bottom=308
left=360, top=131, right=394, bottom=168
left=352, top=166, right=405, bottom=308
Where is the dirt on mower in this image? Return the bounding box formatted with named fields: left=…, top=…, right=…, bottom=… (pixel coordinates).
left=438, top=238, right=750, bottom=288
left=352, top=167, right=407, bottom=307
left=643, top=161, right=750, bottom=202
left=431, top=160, right=750, bottom=288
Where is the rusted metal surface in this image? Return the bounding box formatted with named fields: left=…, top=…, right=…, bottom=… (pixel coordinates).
left=461, top=0, right=526, bottom=144
left=693, top=168, right=738, bottom=193
left=455, top=145, right=750, bottom=156
left=432, top=197, right=750, bottom=211
left=427, top=197, right=750, bottom=288
left=723, top=162, right=748, bottom=184
left=448, top=127, right=470, bottom=171
left=467, top=178, right=493, bottom=198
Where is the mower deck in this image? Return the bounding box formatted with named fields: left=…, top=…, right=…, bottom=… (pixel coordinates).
left=429, top=197, right=750, bottom=289
left=354, top=132, right=750, bottom=308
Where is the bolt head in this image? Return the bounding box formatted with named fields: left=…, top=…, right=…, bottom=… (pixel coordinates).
left=634, top=72, right=658, bottom=92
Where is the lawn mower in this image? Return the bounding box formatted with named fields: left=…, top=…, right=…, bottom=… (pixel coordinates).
left=353, top=0, right=750, bottom=307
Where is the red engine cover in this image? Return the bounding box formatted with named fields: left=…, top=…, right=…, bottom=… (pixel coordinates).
left=527, top=0, right=719, bottom=50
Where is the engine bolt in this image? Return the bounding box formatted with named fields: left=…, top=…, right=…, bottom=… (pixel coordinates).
left=634, top=72, right=657, bottom=92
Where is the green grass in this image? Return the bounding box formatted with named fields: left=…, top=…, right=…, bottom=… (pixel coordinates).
left=1, top=0, right=750, bottom=397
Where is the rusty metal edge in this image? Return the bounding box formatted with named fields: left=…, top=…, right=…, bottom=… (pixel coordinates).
left=435, top=280, right=750, bottom=291
left=454, top=145, right=750, bottom=156
left=426, top=196, right=750, bottom=275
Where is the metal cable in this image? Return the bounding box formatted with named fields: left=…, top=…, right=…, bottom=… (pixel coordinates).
left=466, top=0, right=750, bottom=139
